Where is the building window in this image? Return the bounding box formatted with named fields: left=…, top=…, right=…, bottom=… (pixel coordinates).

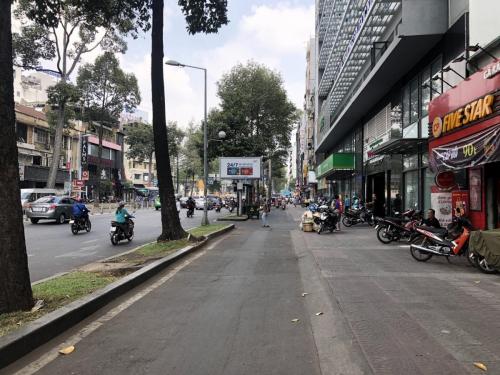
left=33, top=156, right=42, bottom=165
left=422, top=168, right=434, bottom=211
left=410, top=78, right=419, bottom=124
left=404, top=170, right=419, bottom=210
left=35, top=128, right=48, bottom=144
left=143, top=173, right=149, bottom=182
left=134, top=173, right=141, bottom=180
left=421, top=67, right=431, bottom=117
left=402, top=85, right=410, bottom=128
left=431, top=57, right=442, bottom=99
left=16, top=122, right=28, bottom=143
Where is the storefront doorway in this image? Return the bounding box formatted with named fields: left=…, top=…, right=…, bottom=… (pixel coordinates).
left=367, top=172, right=385, bottom=214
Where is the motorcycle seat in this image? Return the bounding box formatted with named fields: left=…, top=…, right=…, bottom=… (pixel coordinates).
left=417, top=225, right=447, bottom=236
left=384, top=216, right=404, bottom=223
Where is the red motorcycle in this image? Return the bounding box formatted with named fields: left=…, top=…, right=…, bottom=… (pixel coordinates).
left=409, top=216, right=476, bottom=267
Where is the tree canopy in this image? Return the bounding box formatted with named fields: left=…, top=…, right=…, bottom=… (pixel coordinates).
left=206, top=62, right=298, bottom=167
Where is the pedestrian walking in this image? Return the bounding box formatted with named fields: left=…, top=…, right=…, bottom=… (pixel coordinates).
left=261, top=200, right=271, bottom=228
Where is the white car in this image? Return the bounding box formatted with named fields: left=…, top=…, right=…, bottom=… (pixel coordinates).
left=195, top=198, right=214, bottom=210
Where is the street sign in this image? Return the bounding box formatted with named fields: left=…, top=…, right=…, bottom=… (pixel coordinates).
left=72, top=179, right=85, bottom=188
left=82, top=170, right=89, bottom=181
left=207, top=177, right=215, bottom=185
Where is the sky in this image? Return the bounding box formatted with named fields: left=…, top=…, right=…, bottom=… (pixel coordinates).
left=119, top=0, right=315, bottom=128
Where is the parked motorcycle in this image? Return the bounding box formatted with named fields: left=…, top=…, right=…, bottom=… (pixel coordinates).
left=375, top=209, right=422, bottom=244
left=409, top=216, right=476, bottom=267
left=69, top=216, right=91, bottom=235
left=215, top=204, right=222, bottom=213
left=281, top=202, right=286, bottom=210
left=187, top=207, right=194, bottom=218
left=314, top=205, right=340, bottom=234
left=110, top=216, right=135, bottom=245
left=342, top=207, right=374, bottom=227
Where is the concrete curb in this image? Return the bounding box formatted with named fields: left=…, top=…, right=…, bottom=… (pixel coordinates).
left=217, top=215, right=249, bottom=221
left=0, top=224, right=235, bottom=369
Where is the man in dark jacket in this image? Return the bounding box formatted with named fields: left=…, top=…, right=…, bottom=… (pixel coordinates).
left=422, top=208, right=441, bottom=228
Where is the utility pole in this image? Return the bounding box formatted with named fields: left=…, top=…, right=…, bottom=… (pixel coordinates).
left=267, top=158, right=272, bottom=200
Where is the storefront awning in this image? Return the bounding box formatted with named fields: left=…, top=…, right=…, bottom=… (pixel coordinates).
left=317, top=153, right=355, bottom=179
left=372, top=138, right=427, bottom=155
left=430, top=123, right=500, bottom=172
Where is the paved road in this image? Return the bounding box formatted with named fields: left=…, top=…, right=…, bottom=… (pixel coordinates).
left=6, top=207, right=500, bottom=374
left=24, top=208, right=224, bottom=282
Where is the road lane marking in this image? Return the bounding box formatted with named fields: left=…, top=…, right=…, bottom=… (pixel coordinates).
left=13, top=244, right=214, bottom=375
left=81, top=239, right=99, bottom=244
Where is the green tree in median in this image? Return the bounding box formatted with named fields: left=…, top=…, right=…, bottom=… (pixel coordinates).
left=206, top=62, right=298, bottom=167
left=151, top=0, right=228, bottom=239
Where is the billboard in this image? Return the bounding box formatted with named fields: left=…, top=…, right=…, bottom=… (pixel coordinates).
left=219, top=157, right=261, bottom=179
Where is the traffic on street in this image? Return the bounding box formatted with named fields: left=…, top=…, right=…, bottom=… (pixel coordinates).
left=24, top=208, right=224, bottom=282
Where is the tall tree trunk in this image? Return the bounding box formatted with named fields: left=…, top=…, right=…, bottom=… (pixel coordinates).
left=148, top=154, right=153, bottom=187
left=0, top=2, right=33, bottom=313
left=151, top=0, right=187, bottom=241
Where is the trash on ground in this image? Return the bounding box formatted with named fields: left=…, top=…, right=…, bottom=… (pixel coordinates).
left=301, top=292, right=309, bottom=297
left=31, top=299, right=44, bottom=313
left=59, top=345, right=75, bottom=355
left=474, top=362, right=487, bottom=371
left=291, top=318, right=300, bottom=323
left=315, top=312, right=324, bottom=316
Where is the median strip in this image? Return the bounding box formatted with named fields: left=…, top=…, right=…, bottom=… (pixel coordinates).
left=0, top=223, right=234, bottom=369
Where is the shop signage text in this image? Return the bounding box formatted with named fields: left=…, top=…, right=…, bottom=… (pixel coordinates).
left=431, top=124, right=500, bottom=172
left=484, top=61, right=500, bottom=80
left=432, top=94, right=494, bottom=138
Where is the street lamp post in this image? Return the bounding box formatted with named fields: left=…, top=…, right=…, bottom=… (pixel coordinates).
left=166, top=60, right=226, bottom=226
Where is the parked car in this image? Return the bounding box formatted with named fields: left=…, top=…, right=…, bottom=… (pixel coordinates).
left=20, top=189, right=59, bottom=210
left=26, top=196, right=75, bottom=224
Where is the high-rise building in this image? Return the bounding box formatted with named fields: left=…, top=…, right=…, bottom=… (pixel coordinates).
left=314, top=0, right=499, bottom=229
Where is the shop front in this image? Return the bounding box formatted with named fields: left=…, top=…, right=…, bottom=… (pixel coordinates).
left=428, top=60, right=500, bottom=229
left=316, top=153, right=356, bottom=199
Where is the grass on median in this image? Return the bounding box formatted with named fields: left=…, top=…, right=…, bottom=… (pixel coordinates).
left=187, top=223, right=230, bottom=237
left=0, top=223, right=231, bottom=338
left=0, top=271, right=117, bottom=338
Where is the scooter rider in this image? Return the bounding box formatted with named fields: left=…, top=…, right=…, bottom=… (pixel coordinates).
left=115, top=201, right=133, bottom=235
left=186, top=196, right=195, bottom=217
left=72, top=197, right=89, bottom=225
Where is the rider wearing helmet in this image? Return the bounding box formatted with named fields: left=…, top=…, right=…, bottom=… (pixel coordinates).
left=72, top=197, right=89, bottom=224
left=115, top=202, right=132, bottom=234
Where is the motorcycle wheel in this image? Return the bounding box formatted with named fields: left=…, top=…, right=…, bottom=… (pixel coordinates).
left=71, top=224, right=79, bottom=235
left=110, top=233, right=119, bottom=246
left=465, top=248, right=476, bottom=268
left=475, top=254, right=498, bottom=274
left=410, top=237, right=433, bottom=262
left=367, top=216, right=374, bottom=227
left=317, top=223, right=323, bottom=235
left=376, top=226, right=392, bottom=244
left=342, top=216, right=353, bottom=227
left=127, top=230, right=134, bottom=242
left=85, top=220, right=92, bottom=233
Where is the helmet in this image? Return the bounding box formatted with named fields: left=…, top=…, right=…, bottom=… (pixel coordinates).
left=118, top=201, right=125, bottom=207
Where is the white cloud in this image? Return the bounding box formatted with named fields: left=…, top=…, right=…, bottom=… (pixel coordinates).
left=121, top=2, right=315, bottom=128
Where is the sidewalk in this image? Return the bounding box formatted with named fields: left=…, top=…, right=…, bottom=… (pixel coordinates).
left=288, top=206, right=500, bottom=375
left=6, top=207, right=500, bottom=374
